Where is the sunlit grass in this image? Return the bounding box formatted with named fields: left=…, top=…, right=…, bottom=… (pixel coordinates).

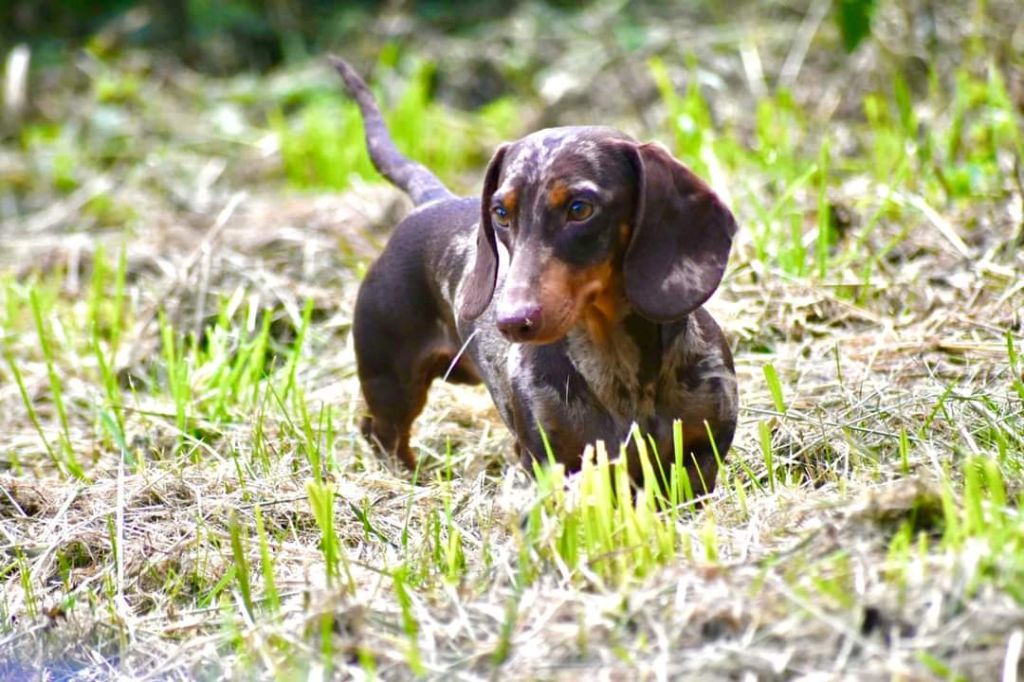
left=655, top=56, right=1021, bottom=289
left=272, top=54, right=522, bottom=194
left=1, top=15, right=1022, bottom=678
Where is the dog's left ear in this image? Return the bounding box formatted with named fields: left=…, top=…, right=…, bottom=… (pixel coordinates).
left=620, top=142, right=737, bottom=322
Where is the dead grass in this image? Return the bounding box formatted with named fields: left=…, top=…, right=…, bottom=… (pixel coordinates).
left=2, top=0, right=1024, bottom=679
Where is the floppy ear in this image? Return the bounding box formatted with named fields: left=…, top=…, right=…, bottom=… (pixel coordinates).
left=459, top=144, right=508, bottom=320
left=622, top=142, right=737, bottom=322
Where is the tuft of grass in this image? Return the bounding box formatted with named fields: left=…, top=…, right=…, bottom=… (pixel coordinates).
left=253, top=507, right=279, bottom=619
left=158, top=308, right=193, bottom=455
left=392, top=564, right=425, bottom=676
left=517, top=422, right=737, bottom=587
left=762, top=362, right=787, bottom=414
left=228, top=512, right=255, bottom=619
left=28, top=289, right=83, bottom=479
left=652, top=54, right=1020, bottom=288
left=307, top=479, right=352, bottom=592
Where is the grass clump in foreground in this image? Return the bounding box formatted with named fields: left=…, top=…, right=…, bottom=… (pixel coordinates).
left=2, top=1, right=1024, bottom=678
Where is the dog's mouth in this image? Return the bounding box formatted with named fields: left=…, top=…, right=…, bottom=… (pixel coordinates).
left=524, top=306, right=579, bottom=345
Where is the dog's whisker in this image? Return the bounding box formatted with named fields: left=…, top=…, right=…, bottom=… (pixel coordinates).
left=443, top=328, right=481, bottom=383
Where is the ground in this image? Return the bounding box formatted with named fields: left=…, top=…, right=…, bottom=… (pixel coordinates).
left=1, top=1, right=1023, bottom=679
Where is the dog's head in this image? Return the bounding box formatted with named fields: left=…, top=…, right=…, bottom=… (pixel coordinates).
left=459, top=127, right=737, bottom=343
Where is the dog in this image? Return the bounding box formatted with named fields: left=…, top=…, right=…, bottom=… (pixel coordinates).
left=331, top=56, right=738, bottom=494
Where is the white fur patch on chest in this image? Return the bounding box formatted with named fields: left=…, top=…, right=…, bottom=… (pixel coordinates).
left=566, top=326, right=649, bottom=417
left=565, top=315, right=738, bottom=426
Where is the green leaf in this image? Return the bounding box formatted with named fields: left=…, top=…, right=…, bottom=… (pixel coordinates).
left=836, top=0, right=878, bottom=52
left=762, top=363, right=787, bottom=414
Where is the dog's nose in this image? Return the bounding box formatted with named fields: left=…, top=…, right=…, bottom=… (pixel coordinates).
left=496, top=305, right=543, bottom=342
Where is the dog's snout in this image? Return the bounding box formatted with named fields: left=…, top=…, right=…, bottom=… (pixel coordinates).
left=496, top=305, right=543, bottom=342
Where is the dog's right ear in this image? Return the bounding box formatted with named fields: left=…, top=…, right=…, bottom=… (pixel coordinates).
left=460, top=144, right=508, bottom=320
left=619, top=142, right=737, bottom=322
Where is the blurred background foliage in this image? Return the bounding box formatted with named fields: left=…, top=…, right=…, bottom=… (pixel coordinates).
left=3, top=0, right=881, bottom=75
left=4, top=0, right=591, bottom=73
left=1, top=0, right=1021, bottom=278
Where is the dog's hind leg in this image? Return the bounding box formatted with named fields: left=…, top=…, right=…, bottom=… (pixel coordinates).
left=353, top=256, right=477, bottom=470
left=357, top=370, right=425, bottom=471
left=354, top=300, right=433, bottom=470
left=356, top=337, right=477, bottom=471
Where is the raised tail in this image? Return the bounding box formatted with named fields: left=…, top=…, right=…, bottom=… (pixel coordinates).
left=328, top=55, right=454, bottom=206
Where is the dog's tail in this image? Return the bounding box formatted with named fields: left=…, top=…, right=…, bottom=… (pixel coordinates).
left=329, top=56, right=454, bottom=207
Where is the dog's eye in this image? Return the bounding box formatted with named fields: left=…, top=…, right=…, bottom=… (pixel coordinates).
left=491, top=205, right=511, bottom=227
left=567, top=200, right=593, bottom=222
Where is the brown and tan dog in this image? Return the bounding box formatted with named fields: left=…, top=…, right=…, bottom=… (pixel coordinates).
left=332, top=56, right=738, bottom=494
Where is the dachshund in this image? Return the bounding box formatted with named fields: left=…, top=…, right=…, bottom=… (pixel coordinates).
left=331, top=56, right=738, bottom=494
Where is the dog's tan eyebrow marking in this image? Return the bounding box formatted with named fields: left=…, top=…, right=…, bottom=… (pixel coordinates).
left=501, top=189, right=518, bottom=212
left=491, top=188, right=518, bottom=217
left=547, top=182, right=570, bottom=209
left=548, top=181, right=603, bottom=210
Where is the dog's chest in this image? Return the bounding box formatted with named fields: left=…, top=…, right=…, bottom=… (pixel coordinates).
left=565, top=323, right=658, bottom=418
left=461, top=309, right=736, bottom=466
left=558, top=314, right=730, bottom=431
